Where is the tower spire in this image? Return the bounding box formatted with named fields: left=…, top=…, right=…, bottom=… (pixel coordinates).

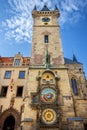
left=41, top=4, right=50, bottom=11
left=33, top=5, right=37, bottom=10
left=73, top=54, right=78, bottom=62
left=55, top=5, right=59, bottom=11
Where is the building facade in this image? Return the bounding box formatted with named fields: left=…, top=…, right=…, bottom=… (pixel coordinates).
left=0, top=5, right=87, bottom=130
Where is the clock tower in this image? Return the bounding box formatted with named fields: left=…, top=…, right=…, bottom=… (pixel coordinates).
left=29, top=5, right=73, bottom=130
left=21, top=4, right=87, bottom=130
left=31, top=5, right=64, bottom=65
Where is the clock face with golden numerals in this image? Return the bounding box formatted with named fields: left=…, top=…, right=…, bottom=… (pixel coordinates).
left=42, top=109, right=56, bottom=125
left=41, top=88, right=56, bottom=103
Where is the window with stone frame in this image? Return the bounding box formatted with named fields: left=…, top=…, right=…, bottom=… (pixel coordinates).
left=4, top=71, right=11, bottom=79
left=16, top=86, right=23, bottom=97
left=0, top=86, right=8, bottom=97
left=71, top=78, right=78, bottom=95
left=19, top=71, right=25, bottom=79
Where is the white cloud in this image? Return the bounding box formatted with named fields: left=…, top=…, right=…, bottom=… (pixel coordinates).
left=56, top=0, right=87, bottom=25
left=61, top=0, right=78, bottom=12
left=2, top=0, right=87, bottom=43
left=2, top=0, right=33, bottom=43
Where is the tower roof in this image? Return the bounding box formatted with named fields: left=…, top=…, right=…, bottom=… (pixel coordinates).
left=64, top=57, right=82, bottom=64
left=41, top=4, right=50, bottom=11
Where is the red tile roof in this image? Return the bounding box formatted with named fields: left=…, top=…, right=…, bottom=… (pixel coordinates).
left=0, top=57, right=30, bottom=64
left=0, top=57, right=13, bottom=63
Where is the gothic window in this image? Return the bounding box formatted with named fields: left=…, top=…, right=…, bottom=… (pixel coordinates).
left=16, top=86, right=23, bottom=97
left=19, top=71, right=25, bottom=79
left=1, top=86, right=8, bottom=97
left=14, top=59, right=21, bottom=66
left=71, top=78, right=78, bottom=95
left=44, top=35, right=49, bottom=43
left=4, top=71, right=11, bottom=79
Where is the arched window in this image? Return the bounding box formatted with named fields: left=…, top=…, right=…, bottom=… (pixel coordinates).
left=71, top=78, right=78, bottom=95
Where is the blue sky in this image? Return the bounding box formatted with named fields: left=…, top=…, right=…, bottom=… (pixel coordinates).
left=0, top=0, right=87, bottom=78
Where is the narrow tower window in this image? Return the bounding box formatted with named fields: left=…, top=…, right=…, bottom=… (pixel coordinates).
left=44, top=35, right=49, bottom=43
left=71, top=78, right=78, bottom=95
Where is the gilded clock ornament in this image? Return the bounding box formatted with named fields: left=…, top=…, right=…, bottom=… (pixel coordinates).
left=42, top=109, right=56, bottom=125
left=41, top=88, right=56, bottom=103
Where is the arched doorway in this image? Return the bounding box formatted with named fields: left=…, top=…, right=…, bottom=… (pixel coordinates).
left=84, top=124, right=87, bottom=130
left=3, top=115, right=15, bottom=130
left=0, top=108, right=21, bottom=130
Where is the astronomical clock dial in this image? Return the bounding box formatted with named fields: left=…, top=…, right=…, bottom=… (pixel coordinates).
left=42, top=109, right=57, bottom=125
left=41, top=88, right=56, bottom=103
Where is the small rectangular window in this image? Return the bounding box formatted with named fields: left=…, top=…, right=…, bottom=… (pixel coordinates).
left=14, top=59, right=21, bottom=66
left=1, top=86, right=8, bottom=97
left=4, top=71, right=11, bottom=79
left=44, top=35, right=49, bottom=43
left=16, top=86, right=23, bottom=97
left=19, top=71, right=25, bottom=79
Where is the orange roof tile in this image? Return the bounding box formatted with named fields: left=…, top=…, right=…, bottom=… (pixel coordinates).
left=0, top=57, right=30, bottom=64
left=0, top=57, right=13, bottom=63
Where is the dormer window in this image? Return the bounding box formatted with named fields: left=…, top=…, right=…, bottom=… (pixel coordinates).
left=14, top=59, right=21, bottom=66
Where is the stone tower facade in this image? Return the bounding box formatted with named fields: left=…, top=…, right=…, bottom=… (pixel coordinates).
left=0, top=5, right=87, bottom=130
left=31, top=5, right=64, bottom=65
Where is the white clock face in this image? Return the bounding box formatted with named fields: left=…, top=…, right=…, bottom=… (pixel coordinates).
left=41, top=88, right=56, bottom=103
left=42, top=109, right=57, bottom=125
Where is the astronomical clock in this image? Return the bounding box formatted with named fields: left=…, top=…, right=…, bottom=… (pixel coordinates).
left=31, top=70, right=60, bottom=129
